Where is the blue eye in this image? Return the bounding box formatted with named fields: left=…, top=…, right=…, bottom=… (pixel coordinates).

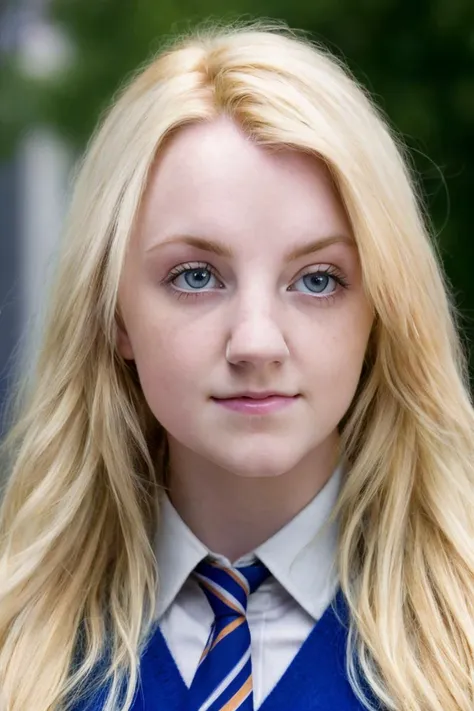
left=178, top=267, right=215, bottom=290
left=163, top=262, right=350, bottom=300
left=292, top=272, right=335, bottom=295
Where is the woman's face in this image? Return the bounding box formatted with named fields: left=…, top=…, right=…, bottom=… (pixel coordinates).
left=117, top=117, right=373, bottom=479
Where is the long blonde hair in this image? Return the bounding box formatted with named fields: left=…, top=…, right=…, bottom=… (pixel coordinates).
left=1, top=19, right=473, bottom=711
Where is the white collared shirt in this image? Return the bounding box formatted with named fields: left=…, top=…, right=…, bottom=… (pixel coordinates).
left=153, top=463, right=343, bottom=709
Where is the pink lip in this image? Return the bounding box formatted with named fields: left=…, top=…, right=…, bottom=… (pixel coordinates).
left=212, top=395, right=299, bottom=414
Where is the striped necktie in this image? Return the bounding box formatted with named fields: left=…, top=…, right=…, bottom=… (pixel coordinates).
left=188, top=557, right=270, bottom=711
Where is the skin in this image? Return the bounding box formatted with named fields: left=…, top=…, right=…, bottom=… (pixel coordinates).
left=117, top=117, right=374, bottom=561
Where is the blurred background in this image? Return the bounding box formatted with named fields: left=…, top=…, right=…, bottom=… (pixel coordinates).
left=0, top=0, right=473, bottom=433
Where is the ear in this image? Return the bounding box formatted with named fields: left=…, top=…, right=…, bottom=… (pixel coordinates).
left=116, top=319, right=135, bottom=360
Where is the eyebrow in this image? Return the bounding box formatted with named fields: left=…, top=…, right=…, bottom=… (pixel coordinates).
left=145, top=233, right=354, bottom=260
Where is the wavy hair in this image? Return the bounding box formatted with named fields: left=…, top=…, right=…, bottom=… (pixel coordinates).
left=1, top=19, right=473, bottom=711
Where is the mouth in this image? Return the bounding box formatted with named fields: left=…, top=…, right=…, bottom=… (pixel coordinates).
left=211, top=394, right=300, bottom=415
left=213, top=391, right=299, bottom=400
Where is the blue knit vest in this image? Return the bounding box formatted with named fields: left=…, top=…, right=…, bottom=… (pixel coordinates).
left=76, top=588, right=382, bottom=710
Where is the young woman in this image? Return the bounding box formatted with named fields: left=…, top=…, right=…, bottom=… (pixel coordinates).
left=0, top=20, right=473, bottom=711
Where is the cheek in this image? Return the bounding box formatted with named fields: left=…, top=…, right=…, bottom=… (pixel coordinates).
left=130, top=315, right=209, bottom=418
left=306, top=307, right=372, bottom=398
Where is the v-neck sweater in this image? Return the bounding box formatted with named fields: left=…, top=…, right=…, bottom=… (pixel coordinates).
left=76, top=588, right=382, bottom=710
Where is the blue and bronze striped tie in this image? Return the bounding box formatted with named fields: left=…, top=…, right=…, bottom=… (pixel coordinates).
left=188, top=557, right=270, bottom=711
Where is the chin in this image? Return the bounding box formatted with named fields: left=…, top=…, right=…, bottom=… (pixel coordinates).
left=224, top=456, right=299, bottom=480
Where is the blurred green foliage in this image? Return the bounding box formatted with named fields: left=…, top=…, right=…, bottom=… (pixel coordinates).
left=2, top=0, right=474, bottom=375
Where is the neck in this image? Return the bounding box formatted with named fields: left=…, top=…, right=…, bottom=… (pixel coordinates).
left=167, top=433, right=341, bottom=562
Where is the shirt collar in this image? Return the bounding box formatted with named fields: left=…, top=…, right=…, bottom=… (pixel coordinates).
left=153, top=461, right=344, bottom=621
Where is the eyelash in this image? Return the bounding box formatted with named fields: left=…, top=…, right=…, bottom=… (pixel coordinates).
left=161, top=261, right=351, bottom=304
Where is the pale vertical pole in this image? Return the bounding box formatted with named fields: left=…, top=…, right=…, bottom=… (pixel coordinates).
left=17, top=13, right=74, bottom=367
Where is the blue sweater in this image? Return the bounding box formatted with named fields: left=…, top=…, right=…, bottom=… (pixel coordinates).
left=77, top=589, right=381, bottom=710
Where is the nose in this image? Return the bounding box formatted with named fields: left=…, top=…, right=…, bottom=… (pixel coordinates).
left=225, top=302, right=290, bottom=368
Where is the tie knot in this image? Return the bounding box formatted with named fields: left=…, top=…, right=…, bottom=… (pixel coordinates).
left=194, top=557, right=270, bottom=619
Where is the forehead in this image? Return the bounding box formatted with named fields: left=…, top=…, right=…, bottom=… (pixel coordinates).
left=135, top=117, right=352, bottom=253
